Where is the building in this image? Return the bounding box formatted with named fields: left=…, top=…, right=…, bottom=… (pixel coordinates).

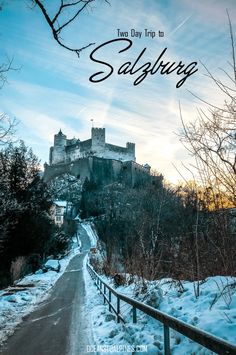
left=51, top=201, right=67, bottom=227
left=49, top=127, right=135, bottom=165
left=44, top=127, right=154, bottom=187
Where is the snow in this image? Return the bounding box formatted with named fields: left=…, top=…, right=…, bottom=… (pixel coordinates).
left=82, top=224, right=236, bottom=353
left=0, top=239, right=80, bottom=346
left=82, top=222, right=97, bottom=247
left=44, top=259, right=60, bottom=270
left=53, top=200, right=67, bottom=207
left=84, top=262, right=236, bottom=354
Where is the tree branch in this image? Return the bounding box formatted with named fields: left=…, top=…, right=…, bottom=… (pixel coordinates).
left=33, top=0, right=109, bottom=57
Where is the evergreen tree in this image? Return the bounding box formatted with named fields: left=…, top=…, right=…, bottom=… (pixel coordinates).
left=0, top=141, right=54, bottom=286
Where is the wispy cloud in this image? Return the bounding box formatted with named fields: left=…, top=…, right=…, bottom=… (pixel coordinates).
left=169, top=15, right=193, bottom=37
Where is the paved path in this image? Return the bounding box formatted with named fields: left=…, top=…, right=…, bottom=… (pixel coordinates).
left=0, top=225, right=94, bottom=355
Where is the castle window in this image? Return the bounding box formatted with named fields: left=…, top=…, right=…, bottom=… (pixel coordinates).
left=123, top=166, right=127, bottom=170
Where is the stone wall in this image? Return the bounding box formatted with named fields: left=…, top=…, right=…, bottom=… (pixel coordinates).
left=104, top=143, right=135, bottom=161
left=44, top=156, right=152, bottom=187
left=79, top=139, right=92, bottom=152
left=44, top=162, right=71, bottom=182
left=91, top=128, right=105, bottom=151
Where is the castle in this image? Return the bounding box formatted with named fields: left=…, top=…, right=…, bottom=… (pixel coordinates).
left=44, top=127, right=152, bottom=187
left=49, top=127, right=135, bottom=165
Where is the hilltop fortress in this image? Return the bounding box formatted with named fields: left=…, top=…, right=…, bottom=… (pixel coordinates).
left=44, top=127, right=152, bottom=187
left=49, top=127, right=135, bottom=165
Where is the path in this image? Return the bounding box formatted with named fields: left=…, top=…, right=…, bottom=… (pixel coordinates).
left=0, top=224, right=93, bottom=355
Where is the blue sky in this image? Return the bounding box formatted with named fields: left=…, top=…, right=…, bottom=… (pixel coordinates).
left=0, top=0, right=236, bottom=183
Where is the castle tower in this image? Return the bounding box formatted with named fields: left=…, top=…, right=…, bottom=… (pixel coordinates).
left=91, top=127, right=105, bottom=154
left=51, top=129, right=67, bottom=164
left=126, top=142, right=136, bottom=161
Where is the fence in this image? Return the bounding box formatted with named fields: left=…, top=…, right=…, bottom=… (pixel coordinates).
left=87, top=263, right=236, bottom=355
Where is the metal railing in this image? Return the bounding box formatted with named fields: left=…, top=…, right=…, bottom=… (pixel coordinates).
left=87, top=263, right=236, bottom=355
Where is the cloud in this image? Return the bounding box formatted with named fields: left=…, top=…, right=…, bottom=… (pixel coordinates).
left=169, top=15, right=193, bottom=37
left=181, top=0, right=236, bottom=26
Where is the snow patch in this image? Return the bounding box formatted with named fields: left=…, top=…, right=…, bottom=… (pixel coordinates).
left=84, top=266, right=236, bottom=354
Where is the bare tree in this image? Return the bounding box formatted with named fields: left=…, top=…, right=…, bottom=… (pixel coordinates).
left=179, top=13, right=236, bottom=207
left=31, top=0, right=109, bottom=57
left=0, top=59, right=18, bottom=145
left=0, top=58, right=13, bottom=89
left=178, top=14, right=236, bottom=279
left=180, top=103, right=236, bottom=205
left=0, top=113, right=17, bottom=145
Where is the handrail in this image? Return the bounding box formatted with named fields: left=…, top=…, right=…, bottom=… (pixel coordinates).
left=87, top=262, right=236, bottom=355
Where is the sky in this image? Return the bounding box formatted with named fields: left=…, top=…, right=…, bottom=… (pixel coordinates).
left=0, top=0, right=236, bottom=184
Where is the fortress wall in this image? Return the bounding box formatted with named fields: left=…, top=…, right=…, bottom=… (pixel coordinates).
left=44, top=158, right=93, bottom=183
left=64, top=140, right=93, bottom=161
left=105, top=143, right=127, bottom=153
left=52, top=146, right=66, bottom=164
left=91, top=157, right=122, bottom=186
left=120, top=161, right=151, bottom=187
left=70, top=158, right=92, bottom=181
left=44, top=156, right=151, bottom=187
left=120, top=161, right=133, bottom=186
left=131, top=162, right=152, bottom=186
left=43, top=163, right=71, bottom=182
left=66, top=146, right=81, bottom=162
left=104, top=143, right=135, bottom=162
left=66, top=138, right=77, bottom=146
left=79, top=139, right=92, bottom=152
left=112, top=159, right=123, bottom=178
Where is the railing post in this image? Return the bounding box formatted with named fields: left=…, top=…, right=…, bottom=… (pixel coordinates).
left=109, top=290, right=111, bottom=312
left=164, top=324, right=170, bottom=355
left=133, top=306, right=137, bottom=323
left=117, top=297, right=120, bottom=323
left=104, top=284, right=106, bottom=304
left=99, top=279, right=102, bottom=294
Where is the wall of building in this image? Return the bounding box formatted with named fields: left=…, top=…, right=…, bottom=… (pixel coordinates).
left=79, top=139, right=92, bottom=153
left=52, top=131, right=67, bottom=164
left=103, top=143, right=135, bottom=161
left=90, top=157, right=123, bottom=186
left=44, top=162, right=71, bottom=182
left=91, top=128, right=105, bottom=154
left=70, top=158, right=93, bottom=181
left=44, top=156, right=152, bottom=188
